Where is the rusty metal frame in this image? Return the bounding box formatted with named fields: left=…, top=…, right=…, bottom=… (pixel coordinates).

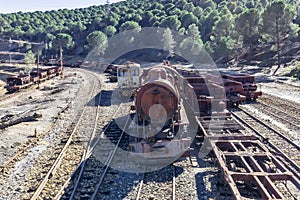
left=208, top=136, right=300, bottom=200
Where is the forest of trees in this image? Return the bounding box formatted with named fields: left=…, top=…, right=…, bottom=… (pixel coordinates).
left=0, top=0, right=300, bottom=67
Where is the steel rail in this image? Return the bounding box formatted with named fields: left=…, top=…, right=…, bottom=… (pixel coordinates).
left=53, top=73, right=103, bottom=199
left=231, top=109, right=300, bottom=178
left=172, top=165, right=176, bottom=200
left=90, top=114, right=131, bottom=200
left=234, top=108, right=300, bottom=151
left=135, top=166, right=176, bottom=200
left=251, top=102, right=300, bottom=129
left=30, top=78, right=99, bottom=200
left=135, top=175, right=144, bottom=200
left=30, top=111, right=85, bottom=200
left=66, top=86, right=102, bottom=200
left=67, top=104, right=124, bottom=199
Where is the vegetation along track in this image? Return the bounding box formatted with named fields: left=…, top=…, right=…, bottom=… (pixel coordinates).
left=231, top=108, right=300, bottom=176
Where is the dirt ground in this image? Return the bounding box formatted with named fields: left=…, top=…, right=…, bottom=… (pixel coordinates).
left=254, top=64, right=300, bottom=104
left=260, top=81, right=300, bottom=104
left=0, top=66, right=83, bottom=165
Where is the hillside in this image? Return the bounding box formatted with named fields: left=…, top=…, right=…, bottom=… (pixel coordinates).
left=0, top=0, right=300, bottom=75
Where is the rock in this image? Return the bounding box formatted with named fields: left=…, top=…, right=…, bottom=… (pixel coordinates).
left=212, top=184, right=218, bottom=192
left=148, top=194, right=155, bottom=200
left=27, top=187, right=36, bottom=193
left=15, top=186, right=23, bottom=192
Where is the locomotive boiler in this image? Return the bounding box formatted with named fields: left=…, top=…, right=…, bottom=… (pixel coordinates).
left=135, top=66, right=180, bottom=125
left=129, top=65, right=191, bottom=165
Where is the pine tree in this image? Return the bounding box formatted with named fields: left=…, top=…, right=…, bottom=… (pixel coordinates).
left=261, top=1, right=297, bottom=75
left=161, top=28, right=176, bottom=58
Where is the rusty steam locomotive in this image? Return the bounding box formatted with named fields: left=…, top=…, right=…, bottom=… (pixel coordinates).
left=125, top=62, right=262, bottom=164
left=128, top=65, right=193, bottom=164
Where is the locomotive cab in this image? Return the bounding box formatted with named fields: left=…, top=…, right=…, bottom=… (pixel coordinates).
left=117, top=62, right=141, bottom=96
left=117, top=63, right=140, bottom=88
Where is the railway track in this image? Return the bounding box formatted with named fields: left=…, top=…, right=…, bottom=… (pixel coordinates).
left=28, top=72, right=102, bottom=199
left=136, top=165, right=176, bottom=200
left=242, top=102, right=300, bottom=138
left=231, top=107, right=300, bottom=173
left=60, top=101, right=132, bottom=199
left=0, top=70, right=104, bottom=199
left=90, top=115, right=130, bottom=200
left=257, top=94, right=300, bottom=118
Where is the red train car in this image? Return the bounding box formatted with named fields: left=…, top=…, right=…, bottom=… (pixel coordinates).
left=6, top=74, right=32, bottom=92
left=221, top=72, right=262, bottom=101
left=6, top=66, right=62, bottom=93
left=205, top=73, right=246, bottom=107
left=183, top=74, right=230, bottom=117
left=30, top=69, right=48, bottom=82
